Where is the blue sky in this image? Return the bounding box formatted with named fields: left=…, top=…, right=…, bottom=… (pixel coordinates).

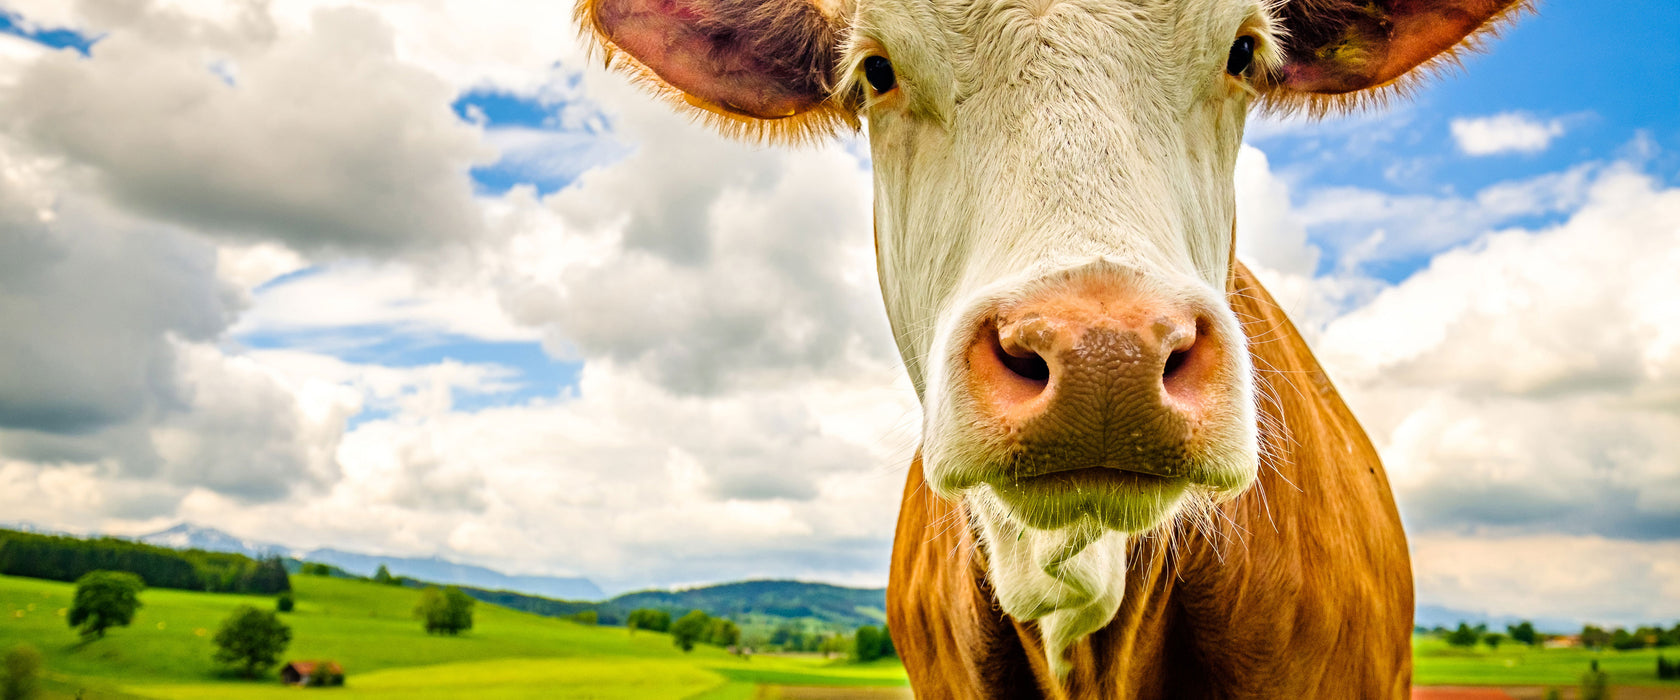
left=0, top=0, right=1675, bottom=620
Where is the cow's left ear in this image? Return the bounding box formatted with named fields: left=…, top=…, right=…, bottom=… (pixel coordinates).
left=576, top=0, right=857, bottom=142
left=1265, top=0, right=1530, bottom=110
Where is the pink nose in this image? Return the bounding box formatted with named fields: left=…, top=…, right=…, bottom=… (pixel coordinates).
left=964, top=279, right=1226, bottom=478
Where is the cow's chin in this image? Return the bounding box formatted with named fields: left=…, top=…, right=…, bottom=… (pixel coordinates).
left=943, top=446, right=1258, bottom=677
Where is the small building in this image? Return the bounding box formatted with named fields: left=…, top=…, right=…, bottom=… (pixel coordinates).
left=279, top=660, right=345, bottom=687
left=1543, top=635, right=1582, bottom=649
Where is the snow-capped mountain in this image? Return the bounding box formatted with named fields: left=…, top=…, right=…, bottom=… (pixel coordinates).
left=132, top=523, right=603, bottom=601
left=137, top=523, right=288, bottom=558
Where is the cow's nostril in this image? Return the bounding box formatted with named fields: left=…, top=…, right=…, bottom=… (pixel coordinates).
left=1161, top=317, right=1213, bottom=405
left=996, top=338, right=1050, bottom=383
left=1162, top=347, right=1191, bottom=382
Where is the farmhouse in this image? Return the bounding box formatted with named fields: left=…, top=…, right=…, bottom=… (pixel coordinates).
left=279, top=660, right=345, bottom=687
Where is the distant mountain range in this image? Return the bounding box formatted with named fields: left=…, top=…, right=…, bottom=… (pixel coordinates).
left=132, top=523, right=604, bottom=601
left=1415, top=603, right=1580, bottom=635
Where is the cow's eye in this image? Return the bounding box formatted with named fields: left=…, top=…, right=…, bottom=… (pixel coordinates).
left=1227, top=36, right=1255, bottom=77
left=863, top=56, right=896, bottom=94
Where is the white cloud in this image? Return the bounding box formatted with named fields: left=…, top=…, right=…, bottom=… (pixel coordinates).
left=1451, top=112, right=1567, bottom=156
left=1318, top=165, right=1680, bottom=541
left=1412, top=534, right=1680, bottom=627
left=0, top=4, right=492, bottom=257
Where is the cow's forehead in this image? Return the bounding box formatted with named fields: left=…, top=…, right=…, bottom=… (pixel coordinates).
left=850, top=0, right=1263, bottom=52
left=846, top=0, right=1269, bottom=115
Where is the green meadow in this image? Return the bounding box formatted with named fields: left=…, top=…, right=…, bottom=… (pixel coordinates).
left=0, top=574, right=906, bottom=699
left=8, top=571, right=1680, bottom=697
left=1413, top=635, right=1680, bottom=688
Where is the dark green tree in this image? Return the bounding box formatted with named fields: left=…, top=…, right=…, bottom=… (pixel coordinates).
left=2, top=644, right=42, bottom=700
left=855, top=625, right=885, bottom=662
left=415, top=586, right=474, bottom=635
left=212, top=606, right=292, bottom=679
left=68, top=571, right=144, bottom=640
left=373, top=565, right=394, bottom=585
left=1581, top=625, right=1612, bottom=650
left=1483, top=633, right=1504, bottom=650
left=670, top=610, right=711, bottom=652
left=626, top=608, right=671, bottom=633
left=1445, top=623, right=1480, bottom=648
left=571, top=610, right=598, bottom=626
left=276, top=592, right=294, bottom=613
left=1507, top=621, right=1537, bottom=647
left=706, top=618, right=741, bottom=647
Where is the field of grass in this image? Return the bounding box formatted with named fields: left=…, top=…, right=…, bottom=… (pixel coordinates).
left=1414, top=635, right=1680, bottom=688
left=0, top=574, right=906, bottom=699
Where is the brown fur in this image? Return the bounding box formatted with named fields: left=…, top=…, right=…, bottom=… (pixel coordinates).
left=888, top=262, right=1414, bottom=698
left=1259, top=0, right=1534, bottom=116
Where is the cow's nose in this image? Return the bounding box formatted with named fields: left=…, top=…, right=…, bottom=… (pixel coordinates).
left=965, top=285, right=1223, bottom=470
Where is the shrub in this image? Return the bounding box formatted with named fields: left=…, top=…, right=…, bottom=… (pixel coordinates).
left=1543, top=689, right=1560, bottom=700
left=276, top=593, right=294, bottom=613
left=570, top=610, right=597, bottom=626
left=415, top=586, right=474, bottom=635
left=1580, top=659, right=1611, bottom=700
left=212, top=606, right=291, bottom=679
left=2, top=645, right=43, bottom=700
left=68, top=571, right=144, bottom=640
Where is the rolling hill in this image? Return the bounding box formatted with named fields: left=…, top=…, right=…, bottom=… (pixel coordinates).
left=0, top=573, right=907, bottom=699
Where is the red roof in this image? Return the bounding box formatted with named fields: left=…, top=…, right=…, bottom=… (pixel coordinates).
left=1412, top=689, right=1513, bottom=700
left=283, top=660, right=343, bottom=675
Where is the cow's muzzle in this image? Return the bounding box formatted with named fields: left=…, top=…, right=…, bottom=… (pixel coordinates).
left=963, top=273, right=1234, bottom=485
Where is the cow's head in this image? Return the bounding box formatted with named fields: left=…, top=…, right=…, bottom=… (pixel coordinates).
left=578, top=0, right=1521, bottom=671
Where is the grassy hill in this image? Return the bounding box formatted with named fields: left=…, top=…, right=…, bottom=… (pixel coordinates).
left=0, top=574, right=905, bottom=699
left=456, top=579, right=888, bottom=638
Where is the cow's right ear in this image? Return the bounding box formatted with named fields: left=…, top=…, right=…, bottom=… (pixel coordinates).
left=577, top=0, right=857, bottom=142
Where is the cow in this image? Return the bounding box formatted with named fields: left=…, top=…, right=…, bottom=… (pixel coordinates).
left=573, top=0, right=1526, bottom=695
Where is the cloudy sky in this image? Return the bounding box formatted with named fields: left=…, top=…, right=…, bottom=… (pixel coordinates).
left=0, top=1, right=1675, bottom=623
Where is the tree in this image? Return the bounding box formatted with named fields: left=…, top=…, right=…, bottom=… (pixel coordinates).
left=706, top=618, right=740, bottom=648
left=670, top=610, right=711, bottom=652
left=276, top=593, right=294, bottom=613
left=1507, top=621, right=1538, bottom=647
left=2, top=644, right=42, bottom=700
left=1483, top=633, right=1504, bottom=650
left=1610, top=627, right=1644, bottom=651
left=415, top=586, right=474, bottom=635
left=68, top=571, right=144, bottom=640
left=1445, top=623, right=1480, bottom=648
left=626, top=608, right=671, bottom=633
left=855, top=625, right=885, bottom=662
left=243, top=557, right=290, bottom=594
left=373, top=565, right=395, bottom=585
left=212, top=606, right=291, bottom=679
left=571, top=610, right=598, bottom=626
left=1581, top=625, right=1612, bottom=650
left=299, top=562, right=333, bottom=577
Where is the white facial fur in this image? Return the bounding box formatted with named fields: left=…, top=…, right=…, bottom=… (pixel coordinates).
left=842, top=0, right=1280, bottom=675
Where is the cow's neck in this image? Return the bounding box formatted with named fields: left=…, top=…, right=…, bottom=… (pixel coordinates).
left=887, top=262, right=1413, bottom=698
